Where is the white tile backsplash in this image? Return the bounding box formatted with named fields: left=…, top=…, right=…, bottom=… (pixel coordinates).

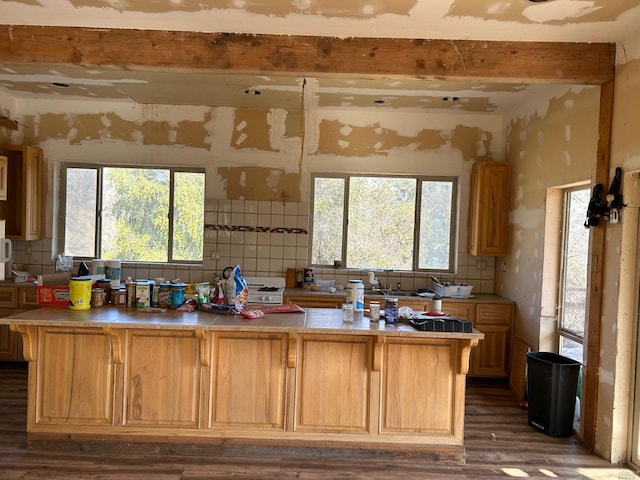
left=13, top=198, right=494, bottom=293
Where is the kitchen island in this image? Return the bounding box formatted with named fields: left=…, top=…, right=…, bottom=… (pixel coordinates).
left=1, top=306, right=483, bottom=464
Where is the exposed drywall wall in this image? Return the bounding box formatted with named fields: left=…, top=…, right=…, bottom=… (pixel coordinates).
left=499, top=85, right=599, bottom=351
left=13, top=93, right=503, bottom=286
left=594, top=29, right=640, bottom=462
left=218, top=166, right=301, bottom=202
left=0, top=90, right=20, bottom=144
left=3, top=0, right=639, bottom=42
left=316, top=120, right=493, bottom=160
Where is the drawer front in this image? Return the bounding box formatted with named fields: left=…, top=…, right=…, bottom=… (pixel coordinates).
left=441, top=301, right=474, bottom=321
left=19, top=287, right=39, bottom=307
left=0, top=287, right=18, bottom=308
left=475, top=303, right=514, bottom=325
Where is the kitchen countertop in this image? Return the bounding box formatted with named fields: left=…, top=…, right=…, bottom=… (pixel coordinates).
left=0, top=305, right=484, bottom=340
left=284, top=287, right=512, bottom=303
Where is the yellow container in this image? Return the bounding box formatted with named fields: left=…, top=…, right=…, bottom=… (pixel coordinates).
left=69, top=276, right=91, bottom=310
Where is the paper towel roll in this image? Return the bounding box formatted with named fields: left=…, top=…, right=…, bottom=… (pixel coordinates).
left=106, top=260, right=121, bottom=287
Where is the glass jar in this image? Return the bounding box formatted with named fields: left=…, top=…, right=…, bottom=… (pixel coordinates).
left=384, top=297, right=399, bottom=324
left=369, top=301, right=380, bottom=322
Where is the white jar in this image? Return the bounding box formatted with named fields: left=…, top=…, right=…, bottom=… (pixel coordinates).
left=347, top=280, right=364, bottom=312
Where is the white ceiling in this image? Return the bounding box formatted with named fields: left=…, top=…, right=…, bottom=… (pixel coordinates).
left=1, top=0, right=639, bottom=114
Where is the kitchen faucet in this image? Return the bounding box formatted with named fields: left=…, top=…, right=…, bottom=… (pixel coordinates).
left=367, top=271, right=386, bottom=292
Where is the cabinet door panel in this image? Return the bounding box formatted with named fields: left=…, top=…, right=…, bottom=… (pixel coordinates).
left=210, top=332, right=287, bottom=429
left=0, top=324, right=18, bottom=359
left=36, top=327, right=114, bottom=425
left=471, top=324, right=511, bottom=377
left=381, top=338, right=456, bottom=435
left=295, top=335, right=372, bottom=433
left=124, top=330, right=201, bottom=428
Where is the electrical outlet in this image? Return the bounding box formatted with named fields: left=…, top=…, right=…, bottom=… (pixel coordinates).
left=476, top=260, right=487, bottom=270
left=210, top=251, right=220, bottom=260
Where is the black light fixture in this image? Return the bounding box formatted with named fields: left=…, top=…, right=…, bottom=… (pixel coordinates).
left=51, top=82, right=69, bottom=88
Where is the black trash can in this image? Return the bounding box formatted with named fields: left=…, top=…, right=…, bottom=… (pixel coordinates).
left=526, top=351, right=581, bottom=437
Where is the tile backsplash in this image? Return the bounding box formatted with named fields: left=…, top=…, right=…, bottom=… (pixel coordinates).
left=8, top=198, right=495, bottom=294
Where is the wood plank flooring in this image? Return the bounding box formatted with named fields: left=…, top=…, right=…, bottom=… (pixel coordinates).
left=0, top=362, right=638, bottom=479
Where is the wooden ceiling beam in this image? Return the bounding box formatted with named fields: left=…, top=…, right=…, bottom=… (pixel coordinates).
left=0, top=25, right=615, bottom=85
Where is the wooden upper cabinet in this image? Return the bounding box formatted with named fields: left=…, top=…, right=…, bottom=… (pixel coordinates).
left=468, top=161, right=510, bottom=257
left=0, top=145, right=43, bottom=241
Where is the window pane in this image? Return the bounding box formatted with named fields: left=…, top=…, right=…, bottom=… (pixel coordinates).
left=560, top=335, right=584, bottom=364
left=101, top=168, right=170, bottom=262
left=419, top=181, right=453, bottom=270
left=64, top=168, right=97, bottom=257
left=311, top=177, right=345, bottom=265
left=347, top=177, right=416, bottom=270
left=560, top=188, right=590, bottom=337
left=173, top=171, right=205, bottom=261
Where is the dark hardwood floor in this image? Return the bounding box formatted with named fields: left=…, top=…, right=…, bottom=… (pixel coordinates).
left=0, top=362, right=637, bottom=479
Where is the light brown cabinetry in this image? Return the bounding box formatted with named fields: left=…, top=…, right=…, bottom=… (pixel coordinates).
left=6, top=308, right=482, bottom=460
left=0, top=144, right=43, bottom=241
left=284, top=294, right=343, bottom=308
left=469, top=160, right=510, bottom=257
left=210, top=331, right=288, bottom=430
left=34, top=326, right=115, bottom=426
left=295, top=334, right=372, bottom=433
left=124, top=329, right=203, bottom=428
left=0, top=286, right=38, bottom=361
left=472, top=303, right=514, bottom=378
left=442, top=300, right=513, bottom=378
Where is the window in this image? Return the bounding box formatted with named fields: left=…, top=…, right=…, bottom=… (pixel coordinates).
left=310, top=174, right=457, bottom=272
left=558, top=186, right=590, bottom=363
left=60, top=165, right=205, bottom=263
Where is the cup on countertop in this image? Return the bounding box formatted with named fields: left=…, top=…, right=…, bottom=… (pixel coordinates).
left=342, top=303, right=354, bottom=323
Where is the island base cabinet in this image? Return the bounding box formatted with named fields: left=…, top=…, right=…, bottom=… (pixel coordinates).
left=124, top=329, right=203, bottom=428
left=33, top=327, right=115, bottom=427
left=381, top=338, right=460, bottom=441
left=209, top=332, right=288, bottom=430
left=11, top=320, right=480, bottom=462
left=294, top=334, right=373, bottom=434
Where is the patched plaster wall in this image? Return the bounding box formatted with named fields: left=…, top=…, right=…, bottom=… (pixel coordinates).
left=594, top=27, right=640, bottom=462
left=7, top=95, right=503, bottom=291
left=498, top=85, right=599, bottom=349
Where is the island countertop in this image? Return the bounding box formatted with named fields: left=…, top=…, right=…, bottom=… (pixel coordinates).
left=0, top=306, right=484, bottom=340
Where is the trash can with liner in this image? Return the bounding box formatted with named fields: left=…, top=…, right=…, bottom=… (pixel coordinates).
left=526, top=351, right=581, bottom=437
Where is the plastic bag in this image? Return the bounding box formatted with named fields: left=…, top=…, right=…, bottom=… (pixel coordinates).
left=225, top=265, right=248, bottom=314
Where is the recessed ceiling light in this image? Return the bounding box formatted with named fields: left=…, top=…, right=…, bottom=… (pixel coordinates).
left=244, top=88, right=261, bottom=95
left=51, top=82, right=69, bottom=88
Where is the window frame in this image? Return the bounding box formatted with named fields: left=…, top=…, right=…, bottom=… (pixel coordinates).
left=309, top=172, right=458, bottom=273
left=57, top=163, right=205, bottom=264
left=557, top=185, right=590, bottom=355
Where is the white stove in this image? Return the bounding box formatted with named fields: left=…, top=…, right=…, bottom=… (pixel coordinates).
left=244, top=276, right=286, bottom=305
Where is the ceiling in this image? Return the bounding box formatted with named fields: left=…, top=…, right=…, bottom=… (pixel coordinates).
left=1, top=0, right=639, bottom=114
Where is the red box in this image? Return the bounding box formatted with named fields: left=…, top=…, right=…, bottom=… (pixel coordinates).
left=37, top=285, right=70, bottom=306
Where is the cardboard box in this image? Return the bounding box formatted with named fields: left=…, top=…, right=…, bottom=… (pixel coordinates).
left=37, top=285, right=70, bottom=306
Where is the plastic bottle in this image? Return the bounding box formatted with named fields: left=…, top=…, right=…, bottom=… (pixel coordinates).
left=347, top=279, right=364, bottom=312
